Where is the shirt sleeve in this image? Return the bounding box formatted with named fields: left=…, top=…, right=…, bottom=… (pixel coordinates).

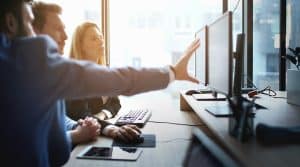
left=65, top=116, right=77, bottom=130
left=16, top=35, right=171, bottom=102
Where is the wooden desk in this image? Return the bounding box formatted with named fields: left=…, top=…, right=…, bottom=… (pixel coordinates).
left=180, top=91, right=300, bottom=167
left=63, top=91, right=207, bottom=167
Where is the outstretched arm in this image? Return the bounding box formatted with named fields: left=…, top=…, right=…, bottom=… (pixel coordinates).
left=17, top=35, right=200, bottom=100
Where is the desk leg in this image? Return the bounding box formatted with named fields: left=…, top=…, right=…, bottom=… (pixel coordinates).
left=180, top=94, right=193, bottom=112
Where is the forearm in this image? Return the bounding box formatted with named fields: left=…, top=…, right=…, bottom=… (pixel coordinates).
left=58, top=60, right=171, bottom=99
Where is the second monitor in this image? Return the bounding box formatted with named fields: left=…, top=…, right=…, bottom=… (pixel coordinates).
left=208, top=11, right=233, bottom=98
left=204, top=11, right=234, bottom=117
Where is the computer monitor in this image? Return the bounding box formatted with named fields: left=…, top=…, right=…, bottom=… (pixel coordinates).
left=208, top=11, right=233, bottom=98
left=195, top=26, right=208, bottom=86
left=232, top=33, right=245, bottom=97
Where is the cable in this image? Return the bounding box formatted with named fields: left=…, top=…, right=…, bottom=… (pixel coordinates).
left=158, top=138, right=192, bottom=143
left=248, top=85, right=277, bottom=98
left=241, top=74, right=257, bottom=89
left=232, top=0, right=242, bottom=13
left=246, top=77, right=258, bottom=89
left=139, top=138, right=192, bottom=144
left=148, top=120, right=205, bottom=127
left=272, top=96, right=287, bottom=99
left=258, top=86, right=277, bottom=97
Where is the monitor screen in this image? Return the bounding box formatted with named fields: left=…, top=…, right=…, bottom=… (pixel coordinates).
left=195, top=26, right=208, bottom=86
left=208, top=11, right=233, bottom=96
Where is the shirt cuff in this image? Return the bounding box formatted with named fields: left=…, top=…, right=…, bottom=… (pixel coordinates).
left=168, top=66, right=175, bottom=83
left=66, top=131, right=73, bottom=146
left=102, top=125, right=117, bottom=136
left=101, top=109, right=113, bottom=119
left=65, top=116, right=78, bottom=130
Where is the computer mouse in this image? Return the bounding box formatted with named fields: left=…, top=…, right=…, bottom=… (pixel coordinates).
left=131, top=136, right=144, bottom=144
left=185, top=90, right=200, bottom=95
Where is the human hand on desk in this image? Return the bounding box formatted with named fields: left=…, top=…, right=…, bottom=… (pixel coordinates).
left=103, top=124, right=141, bottom=143
left=70, top=117, right=101, bottom=145
left=171, top=38, right=200, bottom=84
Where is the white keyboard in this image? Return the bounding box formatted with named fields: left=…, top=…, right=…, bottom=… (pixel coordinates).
left=115, top=109, right=152, bottom=127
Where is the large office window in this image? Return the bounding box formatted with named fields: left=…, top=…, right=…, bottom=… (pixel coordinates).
left=109, top=0, right=222, bottom=70
left=38, top=0, right=102, bottom=56
left=108, top=0, right=222, bottom=92
left=229, top=0, right=243, bottom=51
left=253, top=0, right=280, bottom=90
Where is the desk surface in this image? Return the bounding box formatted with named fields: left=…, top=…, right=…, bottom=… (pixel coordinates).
left=63, top=91, right=205, bottom=167
left=180, top=91, right=300, bottom=167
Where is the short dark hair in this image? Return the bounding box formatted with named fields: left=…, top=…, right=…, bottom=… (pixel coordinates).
left=32, top=1, right=62, bottom=31
left=0, top=0, right=33, bottom=33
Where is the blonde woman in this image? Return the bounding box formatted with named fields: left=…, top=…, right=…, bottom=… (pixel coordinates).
left=67, top=22, right=120, bottom=120
left=66, top=22, right=141, bottom=142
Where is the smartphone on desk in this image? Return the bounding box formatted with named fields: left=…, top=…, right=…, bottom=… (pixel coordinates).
left=77, top=146, right=142, bottom=161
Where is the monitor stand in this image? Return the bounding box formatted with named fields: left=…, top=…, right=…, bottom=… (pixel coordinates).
left=192, top=91, right=226, bottom=101
left=205, top=104, right=232, bottom=117
left=205, top=96, right=267, bottom=117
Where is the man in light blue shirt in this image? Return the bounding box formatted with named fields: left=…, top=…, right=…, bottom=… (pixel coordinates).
left=31, top=1, right=148, bottom=145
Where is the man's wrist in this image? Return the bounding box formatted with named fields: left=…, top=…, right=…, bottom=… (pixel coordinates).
left=102, top=125, right=118, bottom=137
left=69, top=129, right=80, bottom=145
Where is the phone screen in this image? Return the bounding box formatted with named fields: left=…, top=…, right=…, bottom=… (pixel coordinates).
left=77, top=146, right=142, bottom=161
left=83, top=147, right=112, bottom=157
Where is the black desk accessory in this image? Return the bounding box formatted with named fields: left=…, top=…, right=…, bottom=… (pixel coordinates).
left=204, top=95, right=265, bottom=118
left=228, top=96, right=256, bottom=142
left=185, top=89, right=212, bottom=95
left=256, top=123, right=300, bottom=145
left=183, top=128, right=240, bottom=167
left=112, top=134, right=156, bottom=148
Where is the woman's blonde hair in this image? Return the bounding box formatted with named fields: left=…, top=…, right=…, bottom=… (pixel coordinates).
left=70, top=21, right=106, bottom=65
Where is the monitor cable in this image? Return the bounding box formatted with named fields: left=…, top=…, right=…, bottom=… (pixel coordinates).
left=158, top=138, right=192, bottom=143
left=148, top=120, right=205, bottom=127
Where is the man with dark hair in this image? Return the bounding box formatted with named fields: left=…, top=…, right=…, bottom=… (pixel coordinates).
left=0, top=1, right=72, bottom=166
left=0, top=0, right=200, bottom=166
left=0, top=0, right=35, bottom=38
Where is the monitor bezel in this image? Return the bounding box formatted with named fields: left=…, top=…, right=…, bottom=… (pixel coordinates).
left=194, top=25, right=209, bottom=86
